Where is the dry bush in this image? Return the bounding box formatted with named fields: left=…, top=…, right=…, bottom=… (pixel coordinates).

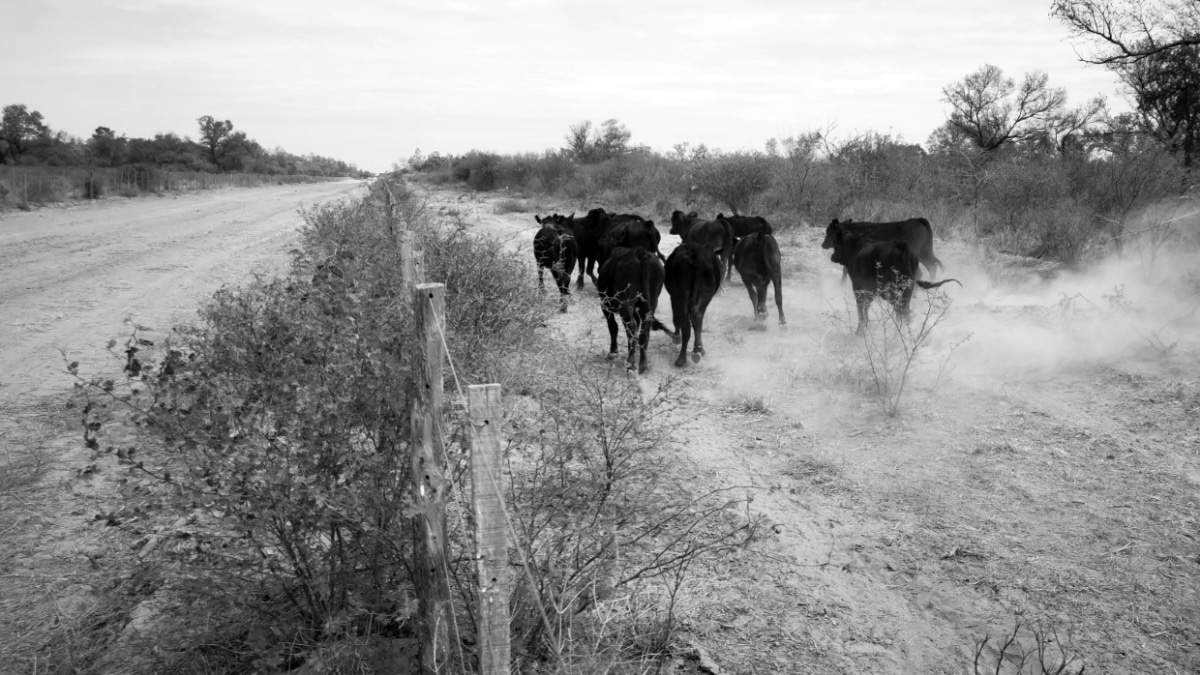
left=971, top=620, right=1085, bottom=675
left=830, top=285, right=966, bottom=416
left=690, top=152, right=772, bottom=215
left=504, top=351, right=760, bottom=670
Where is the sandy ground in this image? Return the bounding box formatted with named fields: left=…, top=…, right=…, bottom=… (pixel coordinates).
left=0, top=180, right=367, bottom=403
left=421, top=185, right=1200, bottom=674
left=2, top=180, right=1197, bottom=674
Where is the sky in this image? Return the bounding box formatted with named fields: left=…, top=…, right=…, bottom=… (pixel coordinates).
left=7, top=0, right=1132, bottom=173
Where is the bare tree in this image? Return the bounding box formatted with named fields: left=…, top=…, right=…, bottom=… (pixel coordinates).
left=565, top=120, right=596, bottom=163
left=942, top=65, right=1068, bottom=151
left=1053, top=0, right=1200, bottom=65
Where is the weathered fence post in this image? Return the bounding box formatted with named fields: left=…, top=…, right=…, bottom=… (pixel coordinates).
left=411, top=283, right=452, bottom=675
left=468, top=384, right=510, bottom=675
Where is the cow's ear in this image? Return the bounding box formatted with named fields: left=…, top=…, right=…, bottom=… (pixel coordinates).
left=568, top=212, right=575, bottom=219
left=645, top=219, right=654, bottom=227
left=535, top=215, right=544, bottom=224
left=717, top=213, right=725, bottom=219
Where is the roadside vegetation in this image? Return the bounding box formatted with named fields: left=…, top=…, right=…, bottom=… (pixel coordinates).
left=0, top=107, right=368, bottom=208
left=51, top=180, right=758, bottom=674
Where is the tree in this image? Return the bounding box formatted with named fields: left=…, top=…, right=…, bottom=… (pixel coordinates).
left=595, top=118, right=632, bottom=160
left=218, top=131, right=263, bottom=172
left=942, top=65, right=1068, bottom=151
left=1119, top=43, right=1200, bottom=166
left=1054, top=2, right=1200, bottom=167
left=563, top=119, right=633, bottom=163
left=1052, top=0, right=1200, bottom=65
left=0, top=104, right=50, bottom=164
left=197, top=115, right=234, bottom=168
left=564, top=120, right=596, bottom=162
left=87, top=126, right=126, bottom=167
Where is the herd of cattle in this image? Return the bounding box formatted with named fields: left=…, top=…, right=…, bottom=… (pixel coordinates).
left=532, top=208, right=959, bottom=373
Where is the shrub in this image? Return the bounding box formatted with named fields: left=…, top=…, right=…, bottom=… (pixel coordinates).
left=835, top=284, right=966, bottom=416
left=690, top=152, right=772, bottom=215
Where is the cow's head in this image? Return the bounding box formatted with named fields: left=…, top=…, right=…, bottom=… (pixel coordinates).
left=670, top=210, right=698, bottom=236
left=827, top=223, right=851, bottom=266
left=821, top=218, right=845, bottom=250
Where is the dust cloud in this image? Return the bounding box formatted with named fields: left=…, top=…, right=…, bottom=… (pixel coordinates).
left=695, top=210, right=1200, bottom=420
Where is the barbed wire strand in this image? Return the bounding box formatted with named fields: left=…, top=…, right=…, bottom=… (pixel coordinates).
left=426, top=294, right=564, bottom=666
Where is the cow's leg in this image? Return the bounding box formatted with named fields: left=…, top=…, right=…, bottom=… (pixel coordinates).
left=755, top=279, right=769, bottom=321
left=674, top=315, right=691, bottom=367
left=575, top=254, right=588, bottom=290
left=554, top=270, right=571, bottom=312
left=692, top=298, right=713, bottom=362
left=854, top=292, right=871, bottom=335
left=771, top=274, right=786, bottom=328
left=741, top=277, right=760, bottom=322
left=623, top=311, right=640, bottom=371
left=602, top=305, right=620, bottom=358
left=537, top=265, right=545, bottom=289
left=636, top=315, right=652, bottom=374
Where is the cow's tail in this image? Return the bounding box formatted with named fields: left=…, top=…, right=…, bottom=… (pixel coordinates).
left=918, top=217, right=944, bottom=276
left=916, top=278, right=961, bottom=290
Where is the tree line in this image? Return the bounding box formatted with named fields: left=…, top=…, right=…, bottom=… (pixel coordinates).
left=0, top=106, right=368, bottom=177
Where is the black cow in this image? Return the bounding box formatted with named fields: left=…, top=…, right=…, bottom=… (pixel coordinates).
left=827, top=224, right=960, bottom=334
left=599, top=217, right=664, bottom=265
left=732, top=232, right=786, bottom=329
left=665, top=242, right=723, bottom=367
left=533, top=215, right=579, bottom=312
left=543, top=208, right=609, bottom=290
left=596, top=246, right=673, bottom=373
left=669, top=211, right=735, bottom=281
left=717, top=213, right=773, bottom=238
left=822, top=217, right=943, bottom=280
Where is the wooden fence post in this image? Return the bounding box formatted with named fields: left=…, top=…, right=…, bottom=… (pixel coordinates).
left=401, top=231, right=416, bottom=291
left=468, top=384, right=510, bottom=675
left=411, top=283, right=452, bottom=675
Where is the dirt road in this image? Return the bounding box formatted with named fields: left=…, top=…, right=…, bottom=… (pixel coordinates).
left=0, top=180, right=366, bottom=404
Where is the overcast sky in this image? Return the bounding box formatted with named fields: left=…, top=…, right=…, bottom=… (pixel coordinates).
left=8, top=0, right=1129, bottom=173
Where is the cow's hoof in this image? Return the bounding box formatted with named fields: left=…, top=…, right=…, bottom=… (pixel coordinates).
left=674, top=356, right=688, bottom=368
left=691, top=351, right=702, bottom=363
left=779, top=322, right=788, bottom=331
left=670, top=332, right=682, bottom=344
left=607, top=352, right=617, bottom=360
left=559, top=305, right=568, bottom=313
